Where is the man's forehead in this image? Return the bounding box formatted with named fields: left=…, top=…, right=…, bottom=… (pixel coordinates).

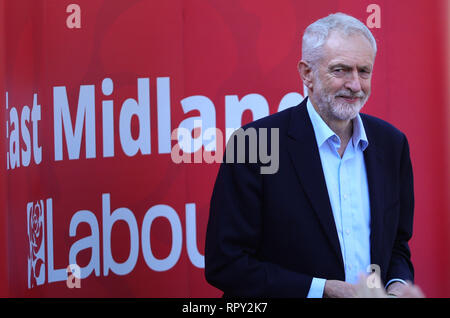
left=322, top=31, right=375, bottom=65
left=327, top=58, right=373, bottom=69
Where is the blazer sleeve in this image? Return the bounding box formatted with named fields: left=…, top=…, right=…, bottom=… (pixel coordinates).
left=204, top=133, right=314, bottom=297
left=386, top=135, right=415, bottom=283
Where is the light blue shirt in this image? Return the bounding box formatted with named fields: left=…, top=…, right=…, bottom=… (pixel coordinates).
left=305, top=98, right=371, bottom=297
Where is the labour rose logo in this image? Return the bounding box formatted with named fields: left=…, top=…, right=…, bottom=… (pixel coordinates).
left=27, top=200, right=46, bottom=288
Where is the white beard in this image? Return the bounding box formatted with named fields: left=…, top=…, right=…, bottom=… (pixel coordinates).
left=312, top=77, right=370, bottom=121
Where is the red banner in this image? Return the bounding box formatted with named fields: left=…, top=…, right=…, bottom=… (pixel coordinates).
left=1, top=0, right=449, bottom=297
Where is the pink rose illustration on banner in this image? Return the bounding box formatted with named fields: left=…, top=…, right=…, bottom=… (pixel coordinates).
left=27, top=201, right=45, bottom=288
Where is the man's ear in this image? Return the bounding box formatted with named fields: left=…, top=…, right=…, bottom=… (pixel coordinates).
left=298, top=60, right=314, bottom=89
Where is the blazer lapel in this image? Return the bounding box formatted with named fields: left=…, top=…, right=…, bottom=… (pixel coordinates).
left=361, top=117, right=385, bottom=270
left=286, top=99, right=344, bottom=270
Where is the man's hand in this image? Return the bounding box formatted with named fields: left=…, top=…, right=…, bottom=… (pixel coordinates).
left=387, top=281, right=425, bottom=298
left=354, top=274, right=425, bottom=298
left=386, top=281, right=407, bottom=297
left=354, top=273, right=388, bottom=298
left=323, top=276, right=425, bottom=298
left=323, top=280, right=357, bottom=298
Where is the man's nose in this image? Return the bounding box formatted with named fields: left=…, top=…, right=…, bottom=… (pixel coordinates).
left=344, top=70, right=362, bottom=92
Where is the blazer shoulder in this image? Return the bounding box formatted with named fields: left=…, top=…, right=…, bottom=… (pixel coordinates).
left=360, top=113, right=407, bottom=144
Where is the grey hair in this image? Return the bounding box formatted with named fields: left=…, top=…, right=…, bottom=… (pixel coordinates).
left=302, top=13, right=377, bottom=68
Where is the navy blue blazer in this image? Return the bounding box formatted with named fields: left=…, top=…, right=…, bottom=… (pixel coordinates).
left=204, top=97, right=415, bottom=297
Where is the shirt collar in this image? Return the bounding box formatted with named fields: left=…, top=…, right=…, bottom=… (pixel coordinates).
left=306, top=97, right=369, bottom=151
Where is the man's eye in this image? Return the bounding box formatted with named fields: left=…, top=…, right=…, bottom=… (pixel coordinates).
left=359, top=70, right=371, bottom=78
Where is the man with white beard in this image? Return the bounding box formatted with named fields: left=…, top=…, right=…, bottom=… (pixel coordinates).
left=205, top=13, right=423, bottom=298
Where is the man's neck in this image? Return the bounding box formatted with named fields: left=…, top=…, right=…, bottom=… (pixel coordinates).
left=309, top=97, right=354, bottom=157
left=310, top=98, right=353, bottom=139
left=326, top=117, right=353, bottom=142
